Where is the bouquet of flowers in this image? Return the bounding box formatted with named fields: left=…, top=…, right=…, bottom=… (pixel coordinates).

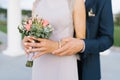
left=18, top=16, right=54, bottom=67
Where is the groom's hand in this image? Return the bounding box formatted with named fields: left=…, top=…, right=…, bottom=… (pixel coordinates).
left=52, top=38, right=84, bottom=56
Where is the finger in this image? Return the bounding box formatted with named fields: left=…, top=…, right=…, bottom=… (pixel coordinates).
left=23, top=42, right=32, bottom=52
left=56, top=50, right=70, bottom=56
left=26, top=36, right=35, bottom=41
left=23, top=36, right=28, bottom=42
left=32, top=38, right=45, bottom=42
left=33, top=52, right=46, bottom=59
left=28, top=37, right=38, bottom=41
left=25, top=46, right=32, bottom=50
left=28, top=48, right=46, bottom=53
left=28, top=38, right=35, bottom=43
left=24, top=47, right=29, bottom=54
left=61, top=40, right=67, bottom=47
left=23, top=36, right=30, bottom=42
left=23, top=37, right=34, bottom=44
left=25, top=43, right=42, bottom=48
left=37, top=38, right=45, bottom=42
left=23, top=42, right=31, bottom=47
left=52, top=45, right=68, bottom=55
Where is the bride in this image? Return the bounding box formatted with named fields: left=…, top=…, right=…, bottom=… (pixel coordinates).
left=23, top=0, right=86, bottom=80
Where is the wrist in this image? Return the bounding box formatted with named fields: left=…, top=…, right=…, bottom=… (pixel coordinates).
left=78, top=40, right=84, bottom=52
left=54, top=41, right=59, bottom=50
left=58, top=40, right=67, bottom=48
left=80, top=40, right=85, bottom=52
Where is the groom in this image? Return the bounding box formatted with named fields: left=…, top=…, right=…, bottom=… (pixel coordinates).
left=53, top=0, right=114, bottom=80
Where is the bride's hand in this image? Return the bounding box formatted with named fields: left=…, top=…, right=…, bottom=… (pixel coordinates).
left=25, top=37, right=58, bottom=59
left=23, top=36, right=34, bottom=54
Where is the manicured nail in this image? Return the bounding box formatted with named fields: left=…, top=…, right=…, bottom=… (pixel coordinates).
left=27, top=36, right=30, bottom=38
left=32, top=40, right=35, bottom=43
left=52, top=52, right=55, bottom=54
left=24, top=43, right=27, bottom=45
left=29, top=47, right=32, bottom=49
left=26, top=50, right=29, bottom=53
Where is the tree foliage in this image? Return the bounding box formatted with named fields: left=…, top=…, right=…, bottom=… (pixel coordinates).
left=0, top=8, right=32, bottom=16
left=114, top=12, right=120, bottom=26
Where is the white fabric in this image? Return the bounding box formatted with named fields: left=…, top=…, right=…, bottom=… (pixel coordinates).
left=32, top=0, right=78, bottom=80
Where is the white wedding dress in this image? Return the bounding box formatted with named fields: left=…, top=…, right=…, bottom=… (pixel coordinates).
left=32, top=0, right=78, bottom=80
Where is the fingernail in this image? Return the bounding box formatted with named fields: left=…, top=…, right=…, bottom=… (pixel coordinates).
left=29, top=47, right=32, bottom=49
left=27, top=36, right=30, bottom=38
left=24, top=43, right=27, bottom=45
left=32, top=40, right=35, bottom=43
left=52, top=52, right=55, bottom=54
left=26, top=50, right=29, bottom=53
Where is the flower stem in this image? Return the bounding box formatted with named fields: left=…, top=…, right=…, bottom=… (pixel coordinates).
left=26, top=60, right=33, bottom=67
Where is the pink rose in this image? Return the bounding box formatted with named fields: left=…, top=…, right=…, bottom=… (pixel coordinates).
left=25, top=24, right=31, bottom=31
left=42, top=20, right=49, bottom=27
left=28, top=20, right=32, bottom=26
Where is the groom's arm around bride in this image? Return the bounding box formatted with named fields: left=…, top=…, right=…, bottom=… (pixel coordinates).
left=53, top=0, right=114, bottom=80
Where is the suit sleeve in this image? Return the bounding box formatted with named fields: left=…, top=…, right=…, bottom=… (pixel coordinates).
left=81, top=0, right=114, bottom=59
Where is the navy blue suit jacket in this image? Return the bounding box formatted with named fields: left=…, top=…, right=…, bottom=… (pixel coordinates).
left=77, top=0, right=114, bottom=80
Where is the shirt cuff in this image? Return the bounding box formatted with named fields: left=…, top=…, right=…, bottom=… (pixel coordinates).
left=76, top=40, right=85, bottom=60
left=81, top=40, right=85, bottom=53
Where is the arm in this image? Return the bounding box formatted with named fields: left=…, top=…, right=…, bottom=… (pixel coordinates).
left=82, top=0, right=114, bottom=59
left=73, top=0, right=86, bottom=39
left=51, top=0, right=86, bottom=56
